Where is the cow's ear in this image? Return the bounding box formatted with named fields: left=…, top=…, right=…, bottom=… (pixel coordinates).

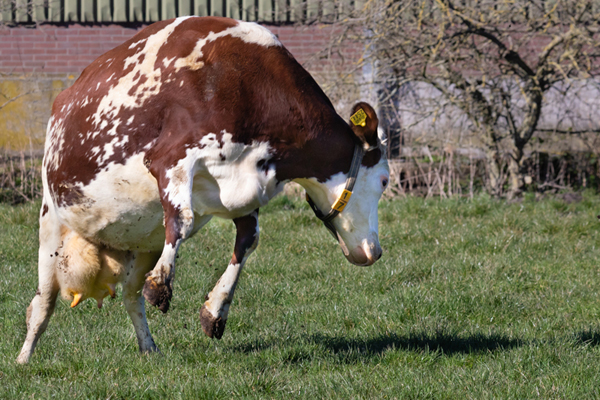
left=349, top=102, right=379, bottom=150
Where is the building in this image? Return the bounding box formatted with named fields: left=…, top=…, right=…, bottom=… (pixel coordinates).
left=0, top=0, right=354, bottom=150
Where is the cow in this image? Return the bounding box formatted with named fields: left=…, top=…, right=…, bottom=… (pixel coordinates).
left=16, top=16, right=389, bottom=364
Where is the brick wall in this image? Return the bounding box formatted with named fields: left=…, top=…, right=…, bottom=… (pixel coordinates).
left=0, top=23, right=336, bottom=75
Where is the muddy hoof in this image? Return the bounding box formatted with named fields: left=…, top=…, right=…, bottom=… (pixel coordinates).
left=143, top=276, right=172, bottom=313
left=200, top=305, right=227, bottom=339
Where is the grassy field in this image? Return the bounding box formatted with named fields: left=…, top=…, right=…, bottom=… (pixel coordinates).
left=1, top=193, right=600, bottom=399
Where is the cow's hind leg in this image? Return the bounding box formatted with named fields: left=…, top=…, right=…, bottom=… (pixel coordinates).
left=123, top=251, right=161, bottom=353
left=201, top=210, right=259, bottom=339
left=17, top=204, right=60, bottom=364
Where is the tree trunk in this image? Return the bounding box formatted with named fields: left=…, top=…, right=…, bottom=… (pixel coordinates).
left=507, top=145, right=526, bottom=200
left=507, top=157, right=522, bottom=199
left=485, top=148, right=503, bottom=197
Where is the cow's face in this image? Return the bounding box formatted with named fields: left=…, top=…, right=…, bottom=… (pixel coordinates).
left=301, top=102, right=389, bottom=266
left=329, top=157, right=389, bottom=266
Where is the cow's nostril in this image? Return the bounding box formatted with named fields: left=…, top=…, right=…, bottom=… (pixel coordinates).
left=376, top=251, right=382, bottom=261
left=349, top=247, right=368, bottom=265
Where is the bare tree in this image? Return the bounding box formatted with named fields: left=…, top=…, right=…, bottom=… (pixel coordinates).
left=324, top=0, right=600, bottom=197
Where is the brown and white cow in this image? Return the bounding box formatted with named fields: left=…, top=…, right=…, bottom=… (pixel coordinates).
left=17, top=16, right=389, bottom=364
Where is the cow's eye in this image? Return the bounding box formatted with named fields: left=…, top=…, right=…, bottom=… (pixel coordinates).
left=382, top=178, right=388, bottom=189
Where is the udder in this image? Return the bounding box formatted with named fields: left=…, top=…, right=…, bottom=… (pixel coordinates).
left=55, top=228, right=133, bottom=308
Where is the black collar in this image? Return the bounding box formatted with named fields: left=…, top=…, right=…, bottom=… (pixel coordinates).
left=306, top=145, right=365, bottom=239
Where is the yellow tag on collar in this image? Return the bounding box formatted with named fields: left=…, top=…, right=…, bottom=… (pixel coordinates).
left=350, top=108, right=367, bottom=127
left=332, top=189, right=353, bottom=212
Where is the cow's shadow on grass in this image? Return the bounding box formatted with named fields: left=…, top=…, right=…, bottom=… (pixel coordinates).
left=233, top=331, right=523, bottom=363
left=310, top=331, right=522, bottom=356
left=573, top=328, right=600, bottom=346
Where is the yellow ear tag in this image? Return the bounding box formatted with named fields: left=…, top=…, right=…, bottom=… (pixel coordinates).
left=350, top=108, right=368, bottom=127
left=332, top=189, right=353, bottom=212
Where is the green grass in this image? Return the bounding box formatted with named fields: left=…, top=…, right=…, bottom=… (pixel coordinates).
left=1, top=193, right=600, bottom=399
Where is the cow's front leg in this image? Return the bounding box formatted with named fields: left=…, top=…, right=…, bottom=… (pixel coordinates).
left=143, top=160, right=196, bottom=313
left=200, top=210, right=259, bottom=339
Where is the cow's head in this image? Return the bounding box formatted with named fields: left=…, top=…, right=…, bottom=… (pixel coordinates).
left=301, top=102, right=389, bottom=266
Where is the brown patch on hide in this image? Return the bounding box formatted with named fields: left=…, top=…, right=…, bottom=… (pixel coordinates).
left=231, top=212, right=258, bottom=265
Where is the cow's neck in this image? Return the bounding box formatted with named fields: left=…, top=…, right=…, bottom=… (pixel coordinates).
left=272, top=111, right=357, bottom=184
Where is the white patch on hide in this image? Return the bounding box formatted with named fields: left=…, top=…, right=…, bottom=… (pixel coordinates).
left=163, top=57, right=175, bottom=68
left=56, top=153, right=164, bottom=250
left=204, top=262, right=242, bottom=320
left=128, top=39, right=147, bottom=49
left=173, top=20, right=281, bottom=72
left=150, top=242, right=178, bottom=284
left=99, top=134, right=129, bottom=164
left=162, top=132, right=282, bottom=219
left=235, top=20, right=281, bottom=47
left=44, top=116, right=66, bottom=173
left=91, top=17, right=192, bottom=128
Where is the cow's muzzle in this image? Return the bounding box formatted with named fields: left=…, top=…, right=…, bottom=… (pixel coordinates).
left=338, top=233, right=382, bottom=266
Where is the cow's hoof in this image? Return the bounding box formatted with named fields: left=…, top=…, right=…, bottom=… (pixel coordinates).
left=200, top=305, right=227, bottom=339
left=143, top=276, right=172, bottom=313
left=139, top=343, right=160, bottom=354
